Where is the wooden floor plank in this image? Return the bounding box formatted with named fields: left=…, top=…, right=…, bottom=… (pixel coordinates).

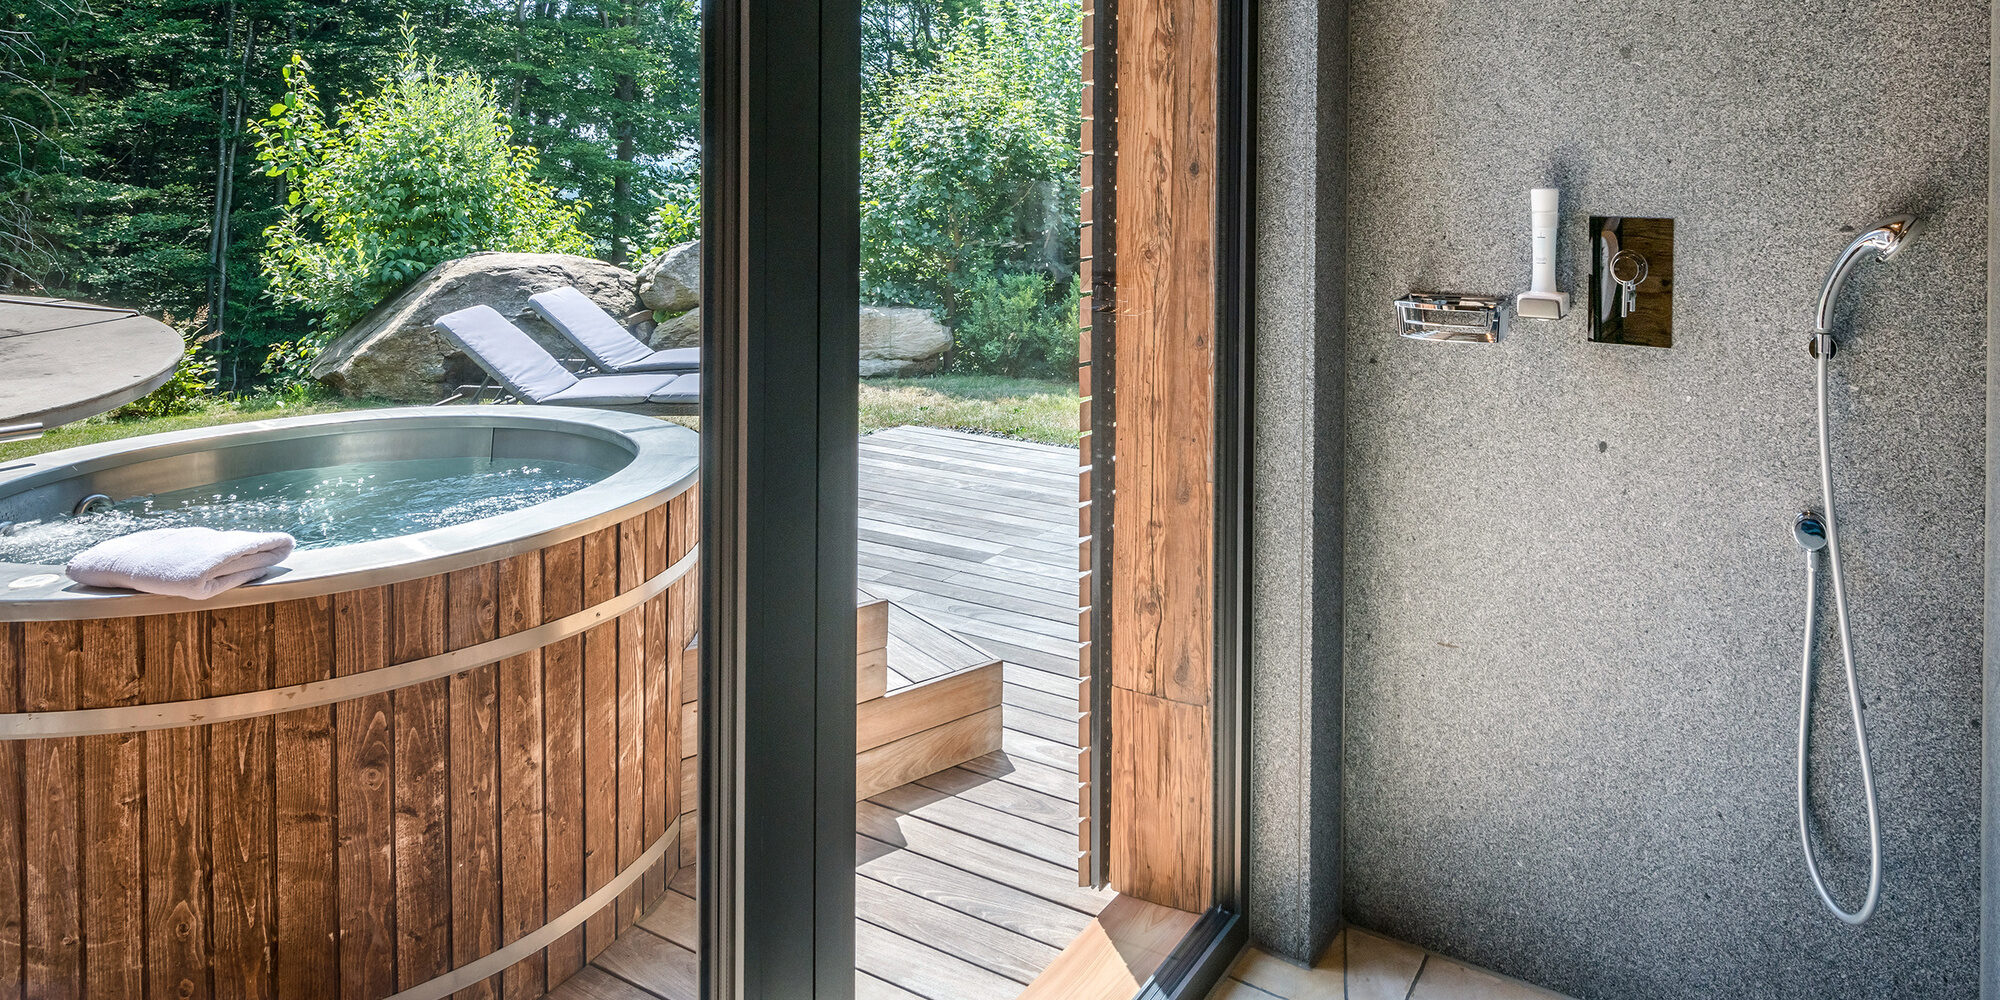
left=853, top=835, right=1094, bottom=948
left=854, top=919, right=1021, bottom=1000
left=867, top=783, right=1076, bottom=869
left=587, top=428, right=1093, bottom=998
left=857, top=972, right=930, bottom=1000
left=857, top=802, right=1109, bottom=915
left=855, top=876, right=1061, bottom=984
left=1016, top=895, right=1200, bottom=1000
left=548, top=966, right=665, bottom=1000
left=909, top=766, right=1077, bottom=834
left=592, top=929, right=696, bottom=1000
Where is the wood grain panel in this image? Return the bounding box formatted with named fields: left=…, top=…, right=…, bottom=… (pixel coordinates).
left=22, top=621, right=80, bottom=1000
left=392, top=575, right=451, bottom=989
left=0, top=624, right=21, bottom=1000
left=209, top=604, right=276, bottom=1000
left=856, top=708, right=1004, bottom=802
left=579, top=526, right=619, bottom=958
left=0, top=494, right=684, bottom=1000
left=1103, top=0, right=1218, bottom=909
left=642, top=507, right=670, bottom=903
left=145, top=612, right=212, bottom=1000
left=540, top=538, right=588, bottom=983
left=1110, top=0, right=1215, bottom=703
left=334, top=586, right=397, bottom=1000
left=1109, top=689, right=1209, bottom=911
left=78, top=618, right=141, bottom=999
left=273, top=596, right=338, bottom=999
left=1016, top=894, right=1198, bottom=1000
left=447, top=565, right=501, bottom=1000
left=497, top=552, right=547, bottom=1000
left=857, top=664, right=1004, bottom=752
left=613, top=517, right=646, bottom=926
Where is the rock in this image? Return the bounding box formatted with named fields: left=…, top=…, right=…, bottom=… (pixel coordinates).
left=649, top=307, right=700, bottom=349
left=859, top=305, right=951, bottom=377
left=636, top=240, right=701, bottom=313
left=311, top=252, right=639, bottom=402
left=646, top=303, right=951, bottom=377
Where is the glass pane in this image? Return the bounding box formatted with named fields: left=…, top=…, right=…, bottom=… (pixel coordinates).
left=2, top=2, right=700, bottom=996
left=853, top=0, right=1091, bottom=993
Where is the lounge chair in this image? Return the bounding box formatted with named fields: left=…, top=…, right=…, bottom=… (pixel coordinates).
left=529, top=286, right=700, bottom=374
left=432, top=305, right=699, bottom=415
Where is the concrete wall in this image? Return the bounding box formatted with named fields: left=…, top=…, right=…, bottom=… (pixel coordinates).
left=1245, top=0, right=1347, bottom=965
left=1332, top=3, right=1990, bottom=998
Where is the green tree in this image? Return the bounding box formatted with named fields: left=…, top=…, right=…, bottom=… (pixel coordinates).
left=461, top=0, right=700, bottom=264
left=252, top=26, right=591, bottom=335
left=859, top=0, right=1081, bottom=330
left=3, top=0, right=459, bottom=385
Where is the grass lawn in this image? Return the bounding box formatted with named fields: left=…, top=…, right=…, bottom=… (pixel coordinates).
left=0, top=396, right=383, bottom=463
left=859, top=375, right=1078, bottom=447
left=0, top=375, right=1080, bottom=463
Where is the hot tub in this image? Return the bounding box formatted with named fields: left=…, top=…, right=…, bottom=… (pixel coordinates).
left=0, top=407, right=698, bottom=1000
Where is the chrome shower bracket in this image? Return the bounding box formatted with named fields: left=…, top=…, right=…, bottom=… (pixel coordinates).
left=1394, top=292, right=1511, bottom=344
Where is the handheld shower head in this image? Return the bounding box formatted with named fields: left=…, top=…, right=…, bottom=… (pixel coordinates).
left=1813, top=214, right=1920, bottom=336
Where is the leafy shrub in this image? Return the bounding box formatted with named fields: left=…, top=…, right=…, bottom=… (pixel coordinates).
left=115, top=334, right=218, bottom=420
left=259, top=339, right=324, bottom=401
left=641, top=176, right=701, bottom=259
left=951, top=271, right=1078, bottom=379
left=859, top=0, right=1081, bottom=321
left=252, top=20, right=592, bottom=335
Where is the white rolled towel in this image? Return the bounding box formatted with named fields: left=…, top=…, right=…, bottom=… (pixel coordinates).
left=66, top=527, right=297, bottom=600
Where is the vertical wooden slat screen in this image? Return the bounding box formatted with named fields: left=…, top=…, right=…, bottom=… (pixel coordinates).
left=1103, top=0, right=1218, bottom=913
left=1076, top=0, right=1116, bottom=892
left=0, top=488, right=694, bottom=1000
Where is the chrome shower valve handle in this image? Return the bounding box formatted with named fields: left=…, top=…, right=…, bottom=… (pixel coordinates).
left=1610, top=249, right=1648, bottom=318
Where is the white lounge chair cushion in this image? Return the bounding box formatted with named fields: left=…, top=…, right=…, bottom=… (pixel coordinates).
left=615, top=346, right=702, bottom=373
left=541, top=372, right=700, bottom=406
left=433, top=305, right=580, bottom=401
left=530, top=286, right=700, bottom=373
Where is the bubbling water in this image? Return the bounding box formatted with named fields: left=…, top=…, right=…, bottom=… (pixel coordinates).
left=0, top=456, right=610, bottom=566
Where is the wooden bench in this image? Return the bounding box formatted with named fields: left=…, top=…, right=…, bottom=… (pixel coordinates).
left=854, top=596, right=1004, bottom=800
left=676, top=595, right=1005, bottom=864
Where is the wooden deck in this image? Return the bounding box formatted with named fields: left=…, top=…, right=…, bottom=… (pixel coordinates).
left=559, top=425, right=1104, bottom=1000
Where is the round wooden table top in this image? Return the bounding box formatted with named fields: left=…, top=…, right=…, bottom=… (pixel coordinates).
left=0, top=294, right=185, bottom=434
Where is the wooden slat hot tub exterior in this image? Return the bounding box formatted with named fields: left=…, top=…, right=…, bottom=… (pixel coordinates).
left=0, top=486, right=697, bottom=1000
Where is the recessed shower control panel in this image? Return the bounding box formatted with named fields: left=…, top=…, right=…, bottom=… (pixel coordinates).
left=1588, top=216, right=1674, bottom=348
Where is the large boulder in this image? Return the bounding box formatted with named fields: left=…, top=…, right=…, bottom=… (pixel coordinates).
left=860, top=305, right=951, bottom=377
left=312, top=252, right=639, bottom=402
left=649, top=304, right=951, bottom=377
left=649, top=307, right=701, bottom=349
left=637, top=240, right=701, bottom=313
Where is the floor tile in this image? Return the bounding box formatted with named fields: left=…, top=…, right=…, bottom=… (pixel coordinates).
left=1344, top=928, right=1427, bottom=1000
left=1408, top=956, right=1569, bottom=1000
left=1224, top=933, right=1345, bottom=1000
left=1208, top=978, right=1285, bottom=1000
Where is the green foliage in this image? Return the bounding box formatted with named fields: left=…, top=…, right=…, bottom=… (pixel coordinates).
left=641, top=175, right=700, bottom=258
left=259, top=338, right=323, bottom=399
left=254, top=28, right=591, bottom=334
left=114, top=335, right=219, bottom=419
left=951, top=271, right=1078, bottom=379
left=859, top=0, right=1081, bottom=371
left=450, top=0, right=701, bottom=263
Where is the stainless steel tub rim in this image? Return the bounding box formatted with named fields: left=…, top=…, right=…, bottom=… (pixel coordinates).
left=0, top=405, right=698, bottom=620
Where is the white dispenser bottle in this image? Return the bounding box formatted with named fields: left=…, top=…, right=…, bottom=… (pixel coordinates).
left=1516, top=187, right=1570, bottom=320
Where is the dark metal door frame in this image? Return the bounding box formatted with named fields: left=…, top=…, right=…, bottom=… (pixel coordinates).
left=698, top=0, right=861, bottom=990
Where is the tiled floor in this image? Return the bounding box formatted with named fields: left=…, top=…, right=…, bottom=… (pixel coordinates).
left=1214, top=927, right=1574, bottom=1000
